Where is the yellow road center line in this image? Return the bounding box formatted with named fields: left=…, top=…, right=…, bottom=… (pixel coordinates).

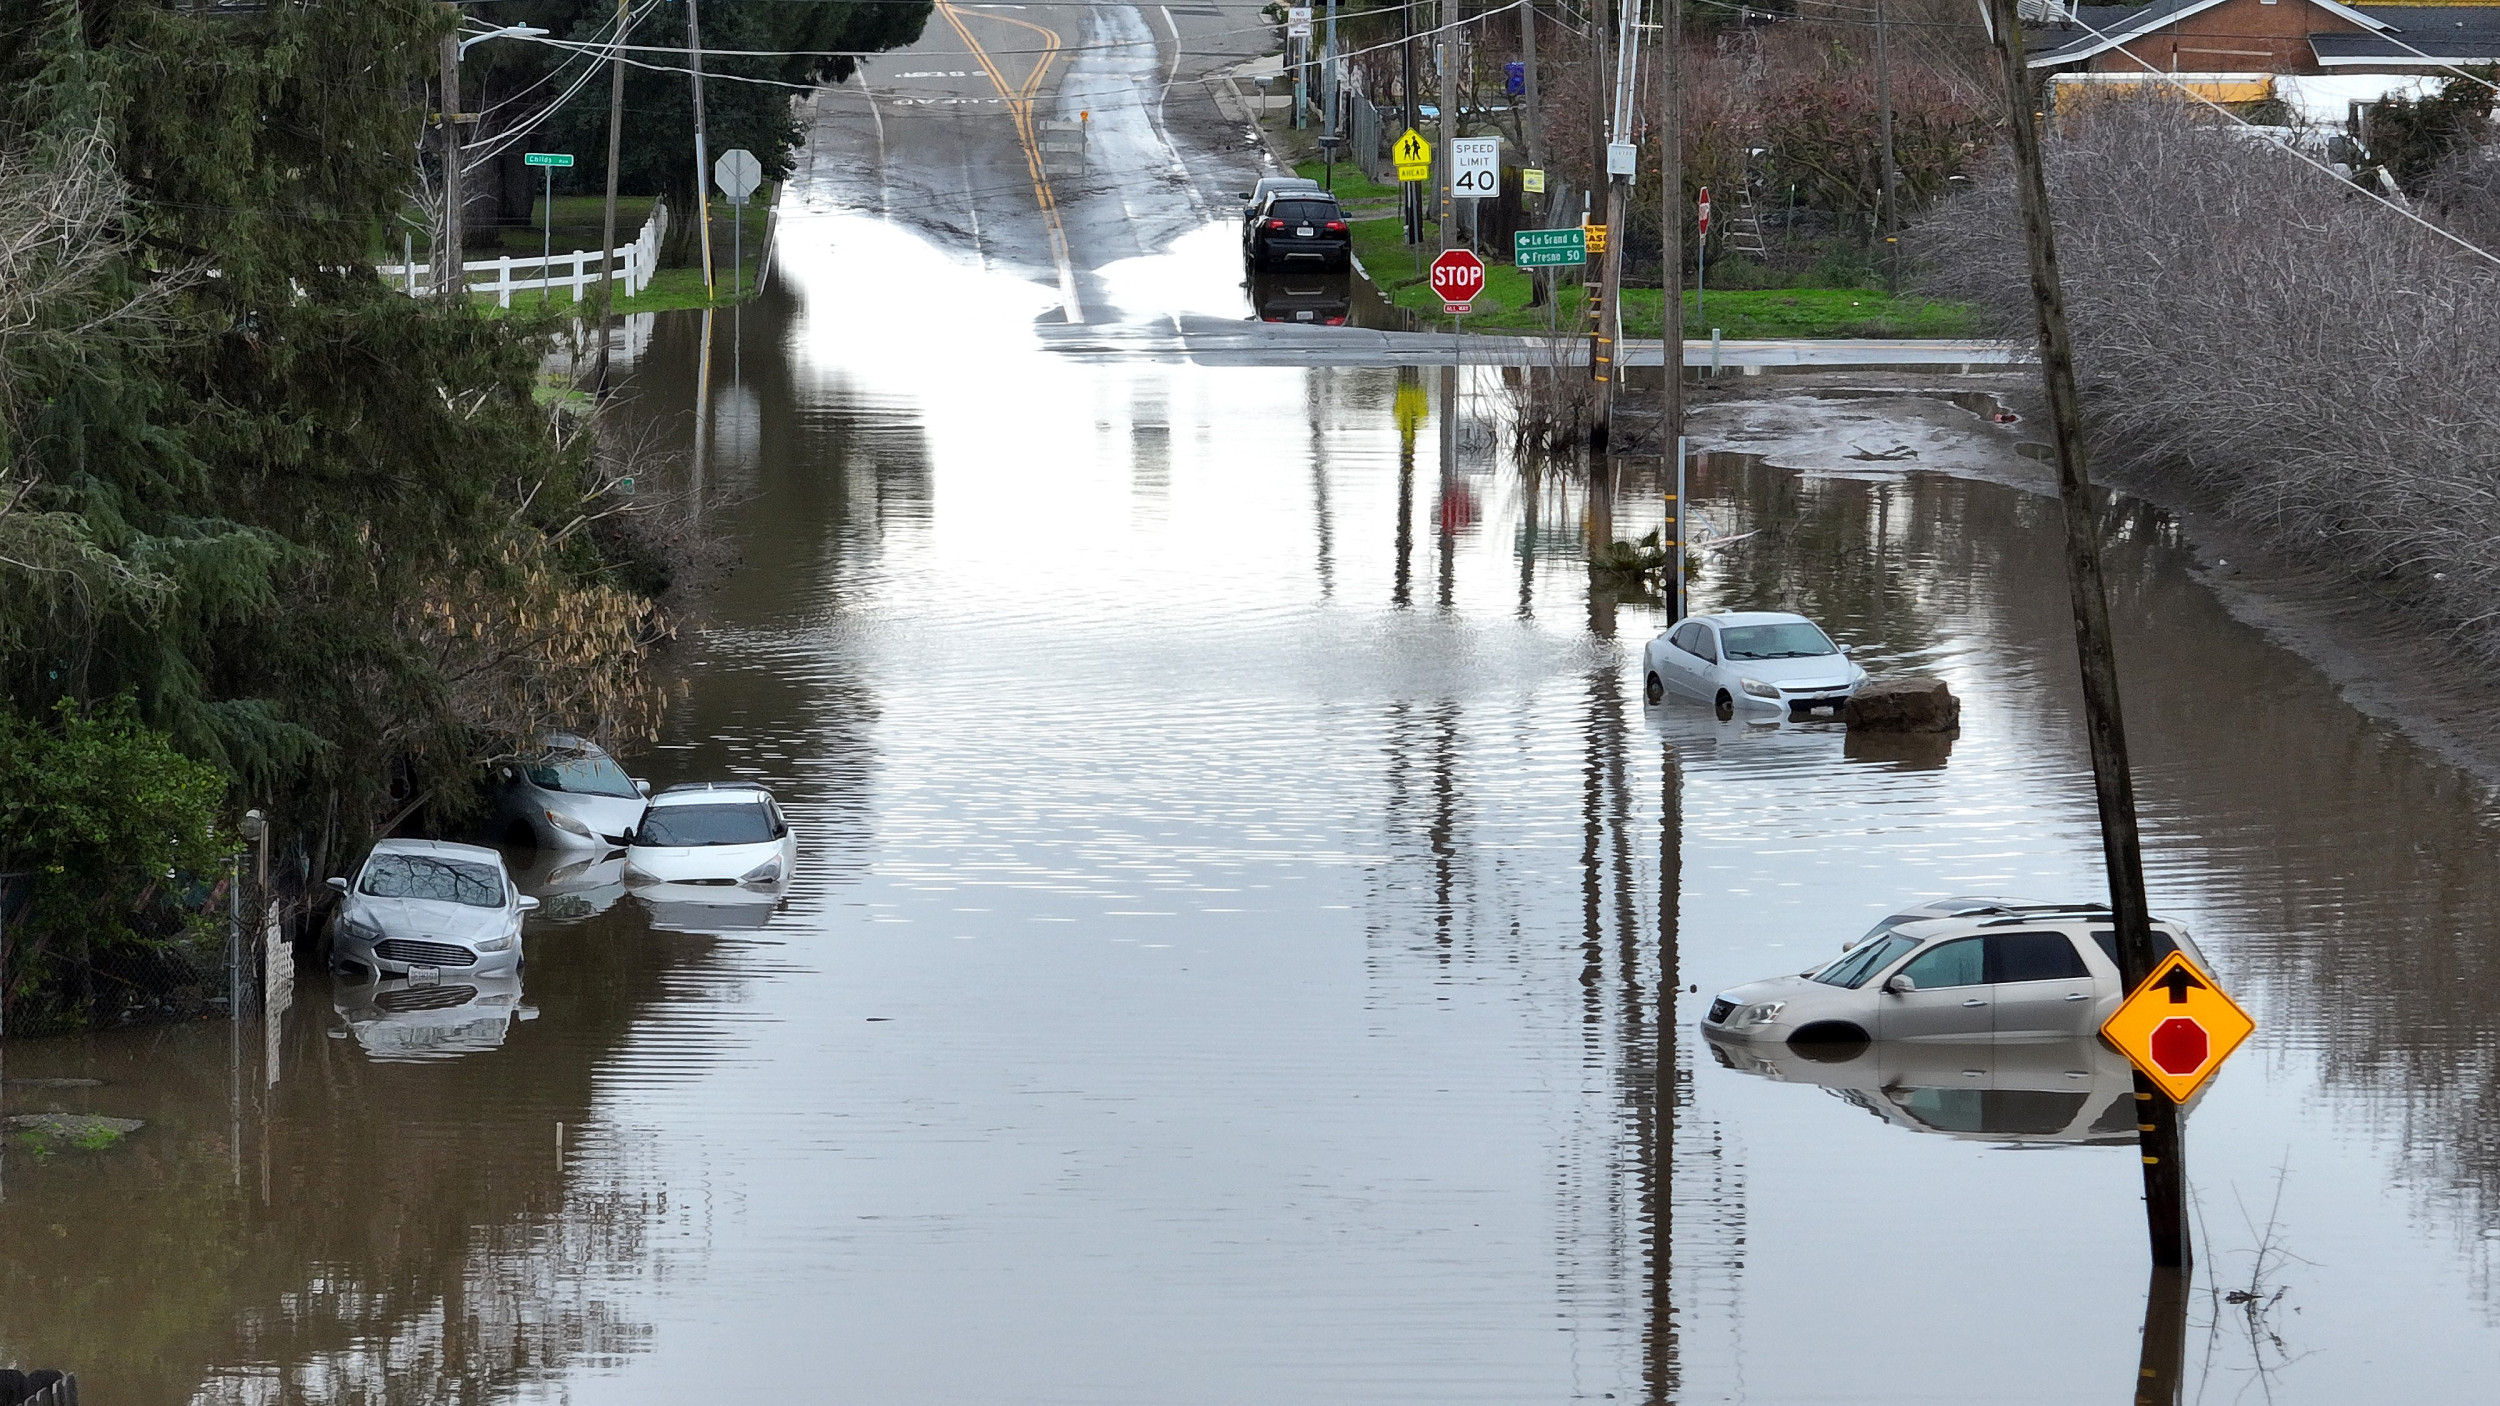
left=934, top=0, right=1078, bottom=319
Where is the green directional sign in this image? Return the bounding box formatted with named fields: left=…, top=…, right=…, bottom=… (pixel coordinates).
left=1514, top=227, right=1587, bottom=269
left=524, top=151, right=574, bottom=168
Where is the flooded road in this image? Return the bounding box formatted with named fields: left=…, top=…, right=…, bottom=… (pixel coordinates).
left=12, top=26, right=2500, bottom=1395
left=10, top=261, right=2500, bottom=1398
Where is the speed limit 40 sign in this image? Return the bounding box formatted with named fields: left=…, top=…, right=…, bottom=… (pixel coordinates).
left=1451, top=138, right=1500, bottom=200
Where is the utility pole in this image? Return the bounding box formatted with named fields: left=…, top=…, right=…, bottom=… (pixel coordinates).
left=1877, top=0, right=1898, bottom=295
left=1661, top=0, right=1685, bottom=618
left=1521, top=0, right=1541, bottom=167
left=1520, top=0, right=1545, bottom=308
left=1980, top=0, right=2187, bottom=1270
left=688, top=0, right=717, bottom=296
left=1402, top=0, right=1422, bottom=246
left=436, top=23, right=465, bottom=300
left=1592, top=0, right=1631, bottom=447
left=1438, top=0, right=1456, bottom=252
left=594, top=0, right=628, bottom=394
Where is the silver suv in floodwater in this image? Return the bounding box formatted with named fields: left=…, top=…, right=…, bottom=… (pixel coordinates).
left=1701, top=896, right=2217, bottom=1046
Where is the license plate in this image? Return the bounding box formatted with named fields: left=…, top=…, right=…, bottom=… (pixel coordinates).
left=408, top=965, right=442, bottom=986
left=1297, top=225, right=1314, bottom=237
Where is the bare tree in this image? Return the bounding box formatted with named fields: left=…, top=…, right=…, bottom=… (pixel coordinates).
left=1921, top=96, right=2500, bottom=668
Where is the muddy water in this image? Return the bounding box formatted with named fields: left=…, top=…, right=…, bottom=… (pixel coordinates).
left=7, top=288, right=2500, bottom=1403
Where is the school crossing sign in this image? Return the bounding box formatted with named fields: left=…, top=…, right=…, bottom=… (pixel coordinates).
left=2100, top=952, right=2256, bottom=1103
left=1394, top=128, right=1433, bottom=183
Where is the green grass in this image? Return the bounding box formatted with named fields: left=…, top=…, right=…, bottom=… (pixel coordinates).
left=1291, top=159, right=1404, bottom=205
left=1346, top=214, right=1974, bottom=338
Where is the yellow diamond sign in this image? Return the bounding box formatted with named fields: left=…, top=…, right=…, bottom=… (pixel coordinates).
left=1394, top=127, right=1432, bottom=183
left=2100, top=952, right=2255, bottom=1104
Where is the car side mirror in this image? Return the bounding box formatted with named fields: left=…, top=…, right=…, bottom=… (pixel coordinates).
left=327, top=876, right=349, bottom=894
left=1838, top=644, right=1853, bottom=655
left=1236, top=191, right=1252, bottom=200
left=1884, top=973, right=1917, bottom=995
left=635, top=778, right=652, bottom=796
left=517, top=895, right=541, bottom=912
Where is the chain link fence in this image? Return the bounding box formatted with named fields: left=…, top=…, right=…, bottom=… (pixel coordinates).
left=0, top=866, right=277, bottom=1040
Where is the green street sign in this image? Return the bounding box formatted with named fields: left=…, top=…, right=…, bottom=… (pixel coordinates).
left=1514, top=227, right=1587, bottom=268
left=524, top=151, right=574, bottom=168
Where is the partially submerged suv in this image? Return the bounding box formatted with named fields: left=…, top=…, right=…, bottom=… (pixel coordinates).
left=1702, top=897, right=2217, bottom=1046
left=1244, top=191, right=1351, bottom=271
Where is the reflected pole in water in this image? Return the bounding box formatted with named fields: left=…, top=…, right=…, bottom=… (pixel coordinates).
left=1437, top=363, right=1458, bottom=611
left=1310, top=379, right=1334, bottom=600
left=1982, top=0, right=2187, bottom=1269
left=1518, top=457, right=1539, bottom=620
left=2135, top=1267, right=2190, bottom=1405
left=694, top=308, right=714, bottom=533
left=1647, top=739, right=1684, bottom=1405
left=1394, top=368, right=1419, bottom=608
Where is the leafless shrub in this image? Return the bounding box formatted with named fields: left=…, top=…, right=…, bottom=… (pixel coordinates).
left=1920, top=97, right=2500, bottom=667
left=1501, top=337, right=1599, bottom=455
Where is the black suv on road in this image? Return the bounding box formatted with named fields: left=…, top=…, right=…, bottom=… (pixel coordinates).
left=1244, top=192, right=1351, bottom=271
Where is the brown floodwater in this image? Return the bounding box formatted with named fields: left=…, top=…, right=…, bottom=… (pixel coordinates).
left=6, top=233, right=2500, bottom=1403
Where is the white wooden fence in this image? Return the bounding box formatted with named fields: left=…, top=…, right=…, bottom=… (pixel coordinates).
left=383, top=199, right=669, bottom=306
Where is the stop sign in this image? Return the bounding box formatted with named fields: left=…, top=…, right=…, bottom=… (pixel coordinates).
left=1431, top=248, right=1486, bottom=313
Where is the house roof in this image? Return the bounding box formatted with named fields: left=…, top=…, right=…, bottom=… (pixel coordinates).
left=2028, top=0, right=2393, bottom=67
left=2312, top=5, right=2500, bottom=63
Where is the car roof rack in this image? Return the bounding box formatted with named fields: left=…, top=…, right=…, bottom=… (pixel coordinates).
left=1977, top=907, right=2112, bottom=926
left=655, top=780, right=769, bottom=796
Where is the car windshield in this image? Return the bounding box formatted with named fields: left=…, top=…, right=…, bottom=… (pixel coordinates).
left=1812, top=933, right=1918, bottom=989
left=525, top=750, right=639, bottom=798
left=1270, top=200, right=1340, bottom=222
left=639, top=802, right=777, bottom=847
left=360, top=854, right=505, bottom=908
left=1719, top=622, right=1838, bottom=660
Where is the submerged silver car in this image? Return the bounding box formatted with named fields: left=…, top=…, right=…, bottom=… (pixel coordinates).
left=486, top=732, right=649, bottom=852
left=329, top=839, right=537, bottom=980
left=1643, top=611, right=1867, bottom=718
left=1701, top=897, right=2216, bottom=1046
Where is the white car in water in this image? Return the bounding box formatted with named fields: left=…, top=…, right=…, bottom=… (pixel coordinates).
left=1700, top=897, right=2217, bottom=1047
left=1643, top=611, right=1867, bottom=718
left=329, top=839, right=536, bottom=980
left=623, top=782, right=796, bottom=890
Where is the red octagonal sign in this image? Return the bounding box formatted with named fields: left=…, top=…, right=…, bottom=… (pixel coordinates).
left=1431, top=248, right=1486, bottom=313
left=2150, top=1017, right=2210, bottom=1076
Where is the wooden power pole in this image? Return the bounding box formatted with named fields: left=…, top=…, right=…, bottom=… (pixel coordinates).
left=593, top=0, right=629, bottom=395
left=436, top=23, right=465, bottom=300
left=1660, top=0, right=1684, bottom=617
left=1980, top=0, right=2189, bottom=1269
left=688, top=0, right=717, bottom=295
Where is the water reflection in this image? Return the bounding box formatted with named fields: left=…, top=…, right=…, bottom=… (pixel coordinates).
left=331, top=971, right=537, bottom=1061
left=1246, top=271, right=1351, bottom=326
left=1710, top=1035, right=2145, bottom=1146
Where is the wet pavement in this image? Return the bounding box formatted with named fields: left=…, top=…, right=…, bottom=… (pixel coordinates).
left=10, top=12, right=2500, bottom=1400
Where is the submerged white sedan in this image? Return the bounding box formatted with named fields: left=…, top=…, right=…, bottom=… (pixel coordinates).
left=622, top=782, right=796, bottom=889
left=1643, top=611, right=1867, bottom=718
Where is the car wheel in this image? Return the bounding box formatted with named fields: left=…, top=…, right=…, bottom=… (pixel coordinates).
left=1788, top=1022, right=1871, bottom=1059
left=1714, top=689, right=1735, bottom=721
left=1645, top=672, right=1665, bottom=705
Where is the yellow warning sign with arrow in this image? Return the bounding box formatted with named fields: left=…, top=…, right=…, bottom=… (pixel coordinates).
left=2100, top=952, right=2256, bottom=1104
left=1394, top=128, right=1433, bottom=183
